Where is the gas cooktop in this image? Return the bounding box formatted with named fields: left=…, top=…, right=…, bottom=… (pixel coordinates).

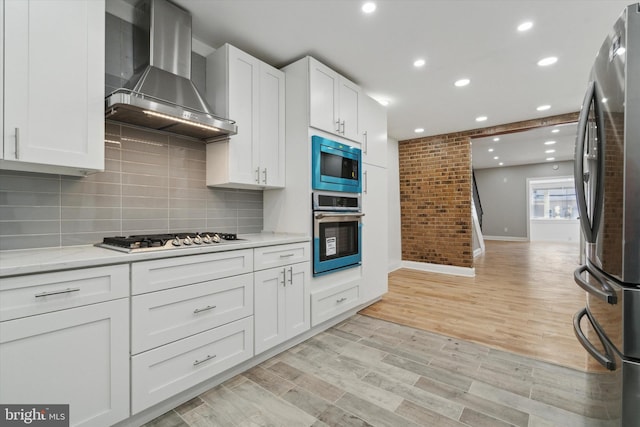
left=96, top=232, right=240, bottom=253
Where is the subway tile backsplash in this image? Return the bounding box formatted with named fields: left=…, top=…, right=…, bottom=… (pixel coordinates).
left=0, top=124, right=264, bottom=251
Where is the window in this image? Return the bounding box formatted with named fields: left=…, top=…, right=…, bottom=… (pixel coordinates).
left=529, top=177, right=578, bottom=220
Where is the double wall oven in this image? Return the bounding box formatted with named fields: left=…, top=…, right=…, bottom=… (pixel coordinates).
left=311, top=136, right=363, bottom=276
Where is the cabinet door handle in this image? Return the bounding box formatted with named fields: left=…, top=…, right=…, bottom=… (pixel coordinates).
left=364, top=170, right=368, bottom=194
left=287, top=267, right=293, bottom=285
left=255, top=167, right=260, bottom=183
left=336, top=297, right=347, bottom=303
left=193, top=354, right=216, bottom=366
left=35, top=287, right=80, bottom=298
left=363, top=131, right=368, bottom=154
left=15, top=128, right=20, bottom=159
left=335, top=119, right=341, bottom=133
left=279, top=253, right=294, bottom=258
left=340, top=120, right=345, bottom=134
left=281, top=268, right=286, bottom=286
left=262, top=168, right=268, bottom=184
left=193, top=305, right=217, bottom=314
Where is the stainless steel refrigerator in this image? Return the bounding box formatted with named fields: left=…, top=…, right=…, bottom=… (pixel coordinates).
left=572, top=3, right=640, bottom=426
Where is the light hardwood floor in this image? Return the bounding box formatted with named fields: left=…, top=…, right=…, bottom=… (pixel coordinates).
left=359, top=240, right=602, bottom=372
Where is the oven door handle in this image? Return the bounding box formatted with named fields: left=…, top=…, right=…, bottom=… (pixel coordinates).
left=314, top=212, right=365, bottom=219
left=573, top=307, right=616, bottom=371
left=574, top=264, right=617, bottom=305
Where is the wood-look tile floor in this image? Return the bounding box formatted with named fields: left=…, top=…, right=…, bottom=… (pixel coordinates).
left=360, top=241, right=601, bottom=372
left=145, top=315, right=617, bottom=427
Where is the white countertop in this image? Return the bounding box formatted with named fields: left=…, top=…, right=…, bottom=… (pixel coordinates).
left=0, top=233, right=310, bottom=277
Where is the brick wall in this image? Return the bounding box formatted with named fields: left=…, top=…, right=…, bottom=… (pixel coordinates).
left=399, top=112, right=579, bottom=268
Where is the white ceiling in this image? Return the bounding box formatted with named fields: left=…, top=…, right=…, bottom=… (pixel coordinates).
left=173, top=0, right=630, bottom=144
left=471, top=122, right=576, bottom=169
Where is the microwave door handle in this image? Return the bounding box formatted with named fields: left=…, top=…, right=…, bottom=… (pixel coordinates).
left=314, top=212, right=365, bottom=219
left=573, top=308, right=616, bottom=370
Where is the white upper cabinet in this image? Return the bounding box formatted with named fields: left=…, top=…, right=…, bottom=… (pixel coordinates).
left=360, top=95, right=388, bottom=168
left=206, top=44, right=285, bottom=189
left=1, top=0, right=105, bottom=176
left=309, top=58, right=361, bottom=142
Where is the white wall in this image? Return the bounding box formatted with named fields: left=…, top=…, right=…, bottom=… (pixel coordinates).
left=388, top=138, right=402, bottom=271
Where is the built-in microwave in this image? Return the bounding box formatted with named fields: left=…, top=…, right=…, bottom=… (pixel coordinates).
left=312, top=135, right=361, bottom=193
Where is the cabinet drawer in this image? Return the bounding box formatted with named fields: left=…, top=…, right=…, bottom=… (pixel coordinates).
left=132, top=273, right=254, bottom=354
left=131, top=317, right=253, bottom=414
left=132, top=249, right=253, bottom=294
left=0, top=265, right=129, bottom=321
left=254, top=242, right=310, bottom=271
left=311, top=280, right=360, bottom=326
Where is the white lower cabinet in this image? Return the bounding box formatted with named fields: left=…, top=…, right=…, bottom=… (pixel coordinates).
left=131, top=273, right=254, bottom=354
left=254, top=262, right=310, bottom=355
left=311, top=280, right=360, bottom=326
left=0, top=298, right=129, bottom=427
left=131, top=316, right=253, bottom=414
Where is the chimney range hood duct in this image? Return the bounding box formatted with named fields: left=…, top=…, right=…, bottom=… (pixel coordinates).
left=105, top=0, right=236, bottom=141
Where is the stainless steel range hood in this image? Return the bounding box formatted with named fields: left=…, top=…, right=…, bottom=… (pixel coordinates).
left=105, top=0, right=236, bottom=141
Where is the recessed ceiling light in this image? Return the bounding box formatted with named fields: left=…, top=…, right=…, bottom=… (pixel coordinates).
left=537, top=56, right=558, bottom=66
left=499, top=162, right=504, bottom=166
left=602, top=97, right=608, bottom=103
left=414, top=128, right=424, bottom=133
left=551, top=129, right=560, bottom=133
left=488, top=148, right=494, bottom=152
left=362, top=2, right=376, bottom=13
left=476, top=116, right=488, bottom=122
left=493, top=156, right=499, bottom=160
left=545, top=149, right=556, bottom=154
left=454, top=78, right=470, bottom=87
left=537, top=105, right=551, bottom=111
left=517, top=21, right=533, bottom=32
left=544, top=140, right=556, bottom=145
left=414, top=59, right=426, bottom=67
left=493, top=137, right=500, bottom=142
left=546, top=157, right=556, bottom=161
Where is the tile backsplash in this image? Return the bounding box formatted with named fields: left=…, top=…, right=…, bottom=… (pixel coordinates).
left=0, top=123, right=263, bottom=251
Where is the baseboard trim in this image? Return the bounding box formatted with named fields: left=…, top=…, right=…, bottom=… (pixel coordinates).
left=483, top=235, right=529, bottom=242
left=473, top=247, right=483, bottom=257
left=401, top=260, right=475, bottom=277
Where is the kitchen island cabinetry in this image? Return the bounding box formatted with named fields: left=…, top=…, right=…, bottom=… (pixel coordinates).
left=254, top=243, right=311, bottom=354
left=206, top=44, right=285, bottom=189
left=1, top=0, right=105, bottom=176
left=309, top=57, right=361, bottom=142
left=0, top=265, right=130, bottom=427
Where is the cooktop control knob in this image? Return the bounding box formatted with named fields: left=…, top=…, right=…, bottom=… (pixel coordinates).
left=212, top=233, right=221, bottom=243
left=193, top=235, right=202, bottom=245
left=202, top=234, right=213, bottom=244
left=171, top=236, right=181, bottom=247
left=183, top=235, right=193, bottom=246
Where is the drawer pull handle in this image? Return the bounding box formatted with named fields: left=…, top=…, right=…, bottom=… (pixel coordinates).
left=193, top=305, right=217, bottom=314
left=193, top=354, right=216, bottom=366
left=336, top=297, right=347, bottom=303
left=279, top=253, right=295, bottom=258
left=35, top=288, right=80, bottom=298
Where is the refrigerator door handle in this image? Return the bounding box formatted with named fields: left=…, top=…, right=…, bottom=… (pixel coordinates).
left=574, top=264, right=617, bottom=304
left=573, top=307, right=616, bottom=371
left=574, top=80, right=605, bottom=243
